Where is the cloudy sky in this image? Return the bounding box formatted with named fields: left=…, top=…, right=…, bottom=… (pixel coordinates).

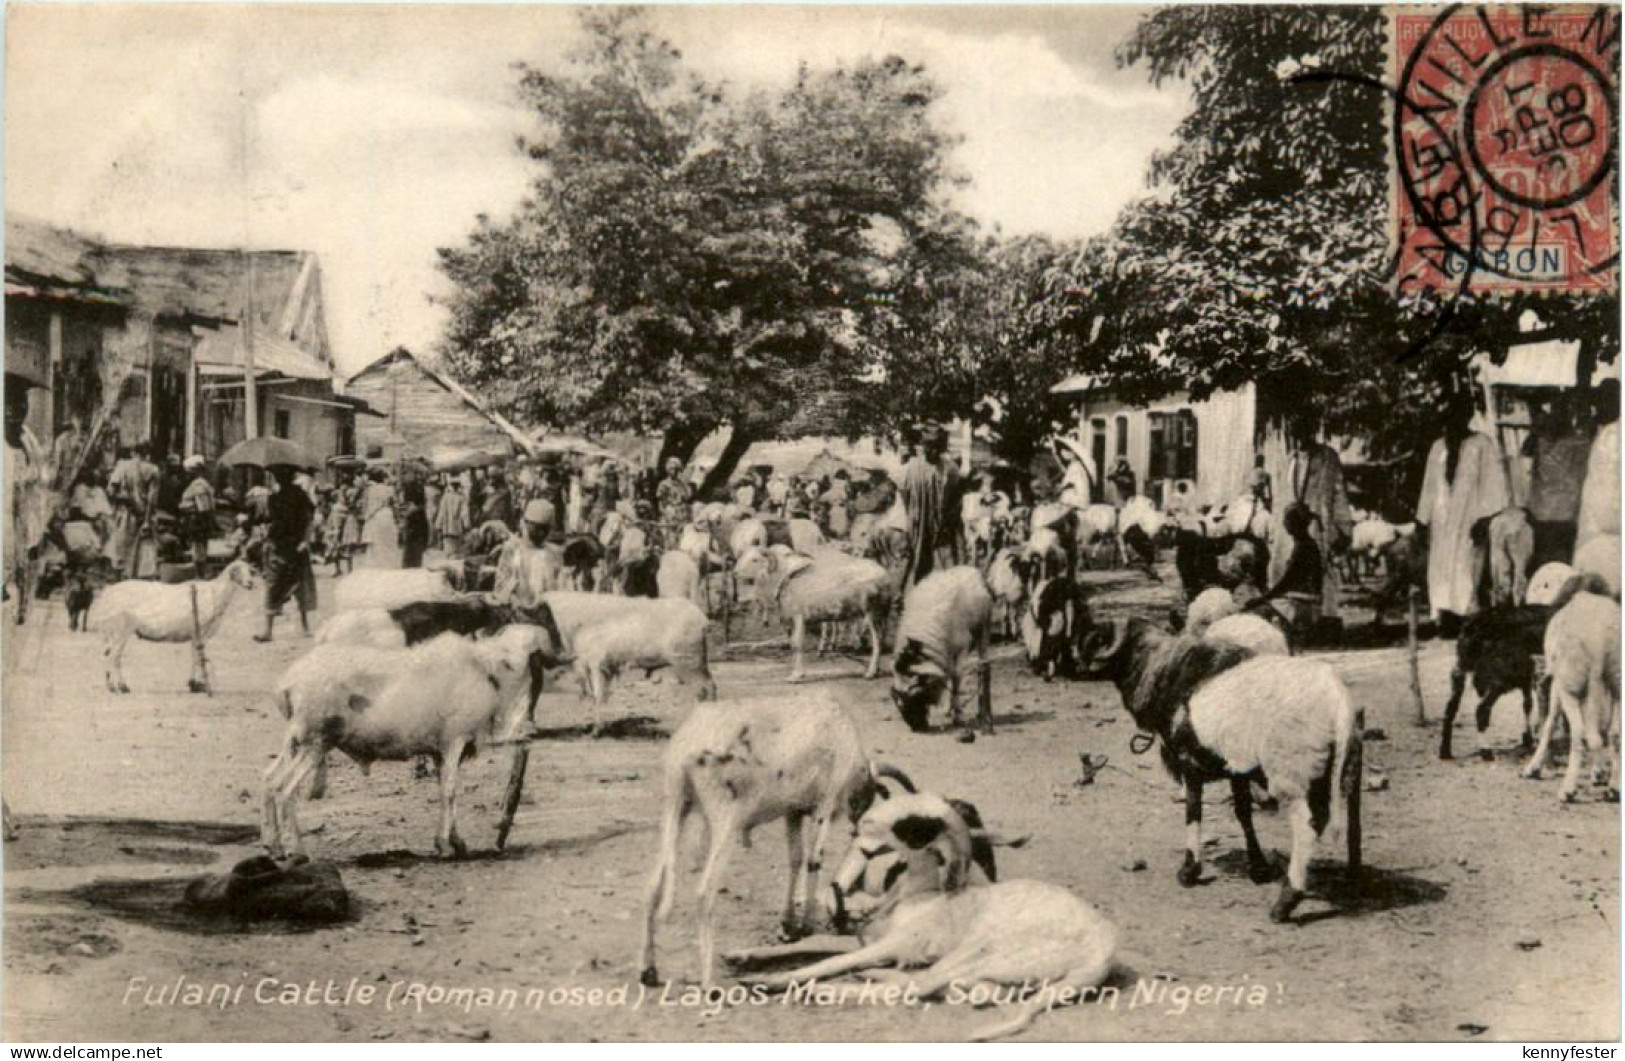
left=5, top=4, right=1185, bottom=377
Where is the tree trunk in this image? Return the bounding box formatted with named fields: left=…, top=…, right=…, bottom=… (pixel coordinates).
left=655, top=423, right=708, bottom=473
left=698, top=424, right=756, bottom=501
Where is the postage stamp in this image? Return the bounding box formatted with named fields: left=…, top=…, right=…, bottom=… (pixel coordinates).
left=1391, top=5, right=1619, bottom=294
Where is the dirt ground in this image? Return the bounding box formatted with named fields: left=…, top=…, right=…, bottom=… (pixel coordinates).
left=3, top=564, right=1618, bottom=1043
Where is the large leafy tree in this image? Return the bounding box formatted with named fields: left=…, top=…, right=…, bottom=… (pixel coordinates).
left=437, top=8, right=964, bottom=492
left=1043, top=6, right=1618, bottom=467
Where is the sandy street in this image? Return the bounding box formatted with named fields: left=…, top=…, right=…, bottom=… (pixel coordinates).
left=3, top=567, right=1618, bottom=1043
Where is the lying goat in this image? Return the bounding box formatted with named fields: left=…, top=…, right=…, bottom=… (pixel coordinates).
left=742, top=793, right=1116, bottom=1042
left=1082, top=617, right=1362, bottom=922
left=638, top=687, right=914, bottom=987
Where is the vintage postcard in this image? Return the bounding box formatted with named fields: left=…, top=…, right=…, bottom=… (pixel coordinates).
left=3, top=2, right=1619, bottom=1046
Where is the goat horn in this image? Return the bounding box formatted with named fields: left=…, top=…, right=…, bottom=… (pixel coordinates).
left=1100, top=617, right=1130, bottom=661
left=870, top=761, right=918, bottom=795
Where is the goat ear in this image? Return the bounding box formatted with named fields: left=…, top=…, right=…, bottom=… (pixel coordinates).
left=972, top=829, right=1031, bottom=849
left=892, top=813, right=948, bottom=850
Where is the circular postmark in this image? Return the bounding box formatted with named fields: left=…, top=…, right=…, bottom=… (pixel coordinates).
left=1394, top=5, right=1619, bottom=289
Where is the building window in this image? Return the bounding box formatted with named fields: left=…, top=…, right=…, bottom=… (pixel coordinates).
left=1114, top=415, right=1129, bottom=458
left=273, top=408, right=292, bottom=440
left=1148, top=409, right=1199, bottom=481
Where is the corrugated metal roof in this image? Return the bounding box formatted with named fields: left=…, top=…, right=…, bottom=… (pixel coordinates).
left=194, top=324, right=331, bottom=381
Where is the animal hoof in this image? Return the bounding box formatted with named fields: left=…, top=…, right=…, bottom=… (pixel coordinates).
left=1522, top=766, right=1544, bottom=781
left=1176, top=858, right=1202, bottom=888
left=1438, top=749, right=1453, bottom=761
left=639, top=968, right=661, bottom=988
left=1478, top=749, right=1494, bottom=762
left=1248, top=861, right=1281, bottom=885
left=1560, top=788, right=1578, bottom=804
left=1269, top=887, right=1303, bottom=923
left=778, top=920, right=809, bottom=942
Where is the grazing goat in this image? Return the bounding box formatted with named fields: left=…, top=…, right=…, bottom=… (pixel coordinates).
left=1523, top=590, right=1622, bottom=801
left=1438, top=605, right=1552, bottom=760
left=637, top=687, right=915, bottom=987
left=332, top=568, right=455, bottom=612
left=1082, top=618, right=1362, bottom=922
left=96, top=560, right=256, bottom=694
left=262, top=626, right=550, bottom=857
left=891, top=566, right=994, bottom=733
left=1487, top=507, right=1535, bottom=609
left=746, top=547, right=893, bottom=682
left=749, top=793, right=1117, bottom=1042
left=546, top=594, right=715, bottom=734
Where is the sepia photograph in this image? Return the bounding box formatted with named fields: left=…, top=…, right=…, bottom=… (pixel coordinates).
left=2, top=1, right=1620, bottom=1044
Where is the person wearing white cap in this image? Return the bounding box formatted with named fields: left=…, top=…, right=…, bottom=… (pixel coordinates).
left=521, top=497, right=555, bottom=547
left=178, top=456, right=216, bottom=566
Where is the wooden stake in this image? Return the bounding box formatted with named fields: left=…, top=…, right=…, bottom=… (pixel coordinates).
left=496, top=656, right=543, bottom=851
left=1407, top=586, right=1424, bottom=725
left=190, top=582, right=212, bottom=697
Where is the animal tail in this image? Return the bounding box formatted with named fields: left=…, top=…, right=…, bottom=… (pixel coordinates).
left=968, top=955, right=1115, bottom=1043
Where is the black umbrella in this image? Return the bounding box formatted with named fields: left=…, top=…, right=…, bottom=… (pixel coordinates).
left=218, top=436, right=319, bottom=470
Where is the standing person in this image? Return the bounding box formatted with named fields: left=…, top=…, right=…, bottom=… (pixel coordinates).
left=106, top=445, right=150, bottom=577
left=657, top=457, right=692, bottom=526
left=359, top=469, right=399, bottom=569
left=480, top=471, right=517, bottom=531
left=1107, top=456, right=1137, bottom=505
left=68, top=468, right=113, bottom=546
left=1521, top=394, right=1592, bottom=567
left=324, top=473, right=358, bottom=575
left=766, top=470, right=790, bottom=516
left=900, top=425, right=963, bottom=584
left=5, top=377, right=51, bottom=623
left=1248, top=453, right=1273, bottom=510
left=156, top=454, right=187, bottom=518
left=1271, top=418, right=1353, bottom=628
left=399, top=479, right=430, bottom=569
left=424, top=473, right=442, bottom=534
left=434, top=478, right=470, bottom=555
left=255, top=464, right=316, bottom=642
left=1576, top=379, right=1620, bottom=554
left=822, top=471, right=852, bottom=538
left=1417, top=396, right=1509, bottom=635
left=1054, top=435, right=1096, bottom=508
left=177, top=456, right=216, bottom=567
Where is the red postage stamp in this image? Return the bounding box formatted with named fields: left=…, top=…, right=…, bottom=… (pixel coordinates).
left=1391, top=5, right=1619, bottom=294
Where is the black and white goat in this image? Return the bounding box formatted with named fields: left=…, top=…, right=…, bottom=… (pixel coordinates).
left=1081, top=617, right=1363, bottom=922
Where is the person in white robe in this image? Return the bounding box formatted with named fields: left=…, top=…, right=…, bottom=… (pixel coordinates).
left=1417, top=402, right=1509, bottom=627
left=1576, top=380, right=1620, bottom=553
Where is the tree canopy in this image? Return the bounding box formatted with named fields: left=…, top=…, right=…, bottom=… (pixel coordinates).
left=436, top=7, right=969, bottom=486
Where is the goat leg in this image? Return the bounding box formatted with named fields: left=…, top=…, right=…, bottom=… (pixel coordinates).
left=780, top=813, right=807, bottom=938
left=1438, top=666, right=1466, bottom=760
left=1230, top=776, right=1277, bottom=883
left=1270, top=798, right=1314, bottom=923
left=1177, top=778, right=1204, bottom=887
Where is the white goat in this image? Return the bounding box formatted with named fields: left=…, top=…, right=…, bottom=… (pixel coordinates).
left=984, top=547, right=1030, bottom=640
left=748, top=547, right=893, bottom=682
left=332, top=568, right=455, bottom=612
left=1527, top=562, right=1581, bottom=606
left=748, top=793, right=1117, bottom=1042
left=1523, top=591, right=1621, bottom=802
left=637, top=687, right=914, bottom=988
left=315, top=608, right=408, bottom=649
left=892, top=566, right=994, bottom=733
left=544, top=593, right=716, bottom=734
left=262, top=626, right=548, bottom=858
left=656, top=549, right=705, bottom=609
left=95, top=560, right=256, bottom=694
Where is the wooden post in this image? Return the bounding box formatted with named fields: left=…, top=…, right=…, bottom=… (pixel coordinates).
left=190, top=582, right=211, bottom=697
left=496, top=656, right=543, bottom=851
left=1407, top=585, right=1424, bottom=725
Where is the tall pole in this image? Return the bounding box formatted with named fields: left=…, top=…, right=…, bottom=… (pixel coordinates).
left=240, top=89, right=259, bottom=441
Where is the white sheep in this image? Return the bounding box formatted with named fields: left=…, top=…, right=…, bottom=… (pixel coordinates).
left=892, top=566, right=994, bottom=732
left=749, top=547, right=893, bottom=682
left=95, top=560, right=256, bottom=694
left=262, top=625, right=548, bottom=858
left=1523, top=590, right=1621, bottom=802
left=543, top=592, right=716, bottom=734
left=637, top=686, right=913, bottom=988
left=1574, top=534, right=1621, bottom=599
left=332, top=568, right=456, bottom=612
left=1121, top=495, right=1165, bottom=539
left=1222, top=494, right=1272, bottom=538
left=315, top=608, right=408, bottom=649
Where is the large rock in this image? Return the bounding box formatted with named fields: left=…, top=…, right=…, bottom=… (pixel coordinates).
left=184, top=855, right=349, bottom=923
